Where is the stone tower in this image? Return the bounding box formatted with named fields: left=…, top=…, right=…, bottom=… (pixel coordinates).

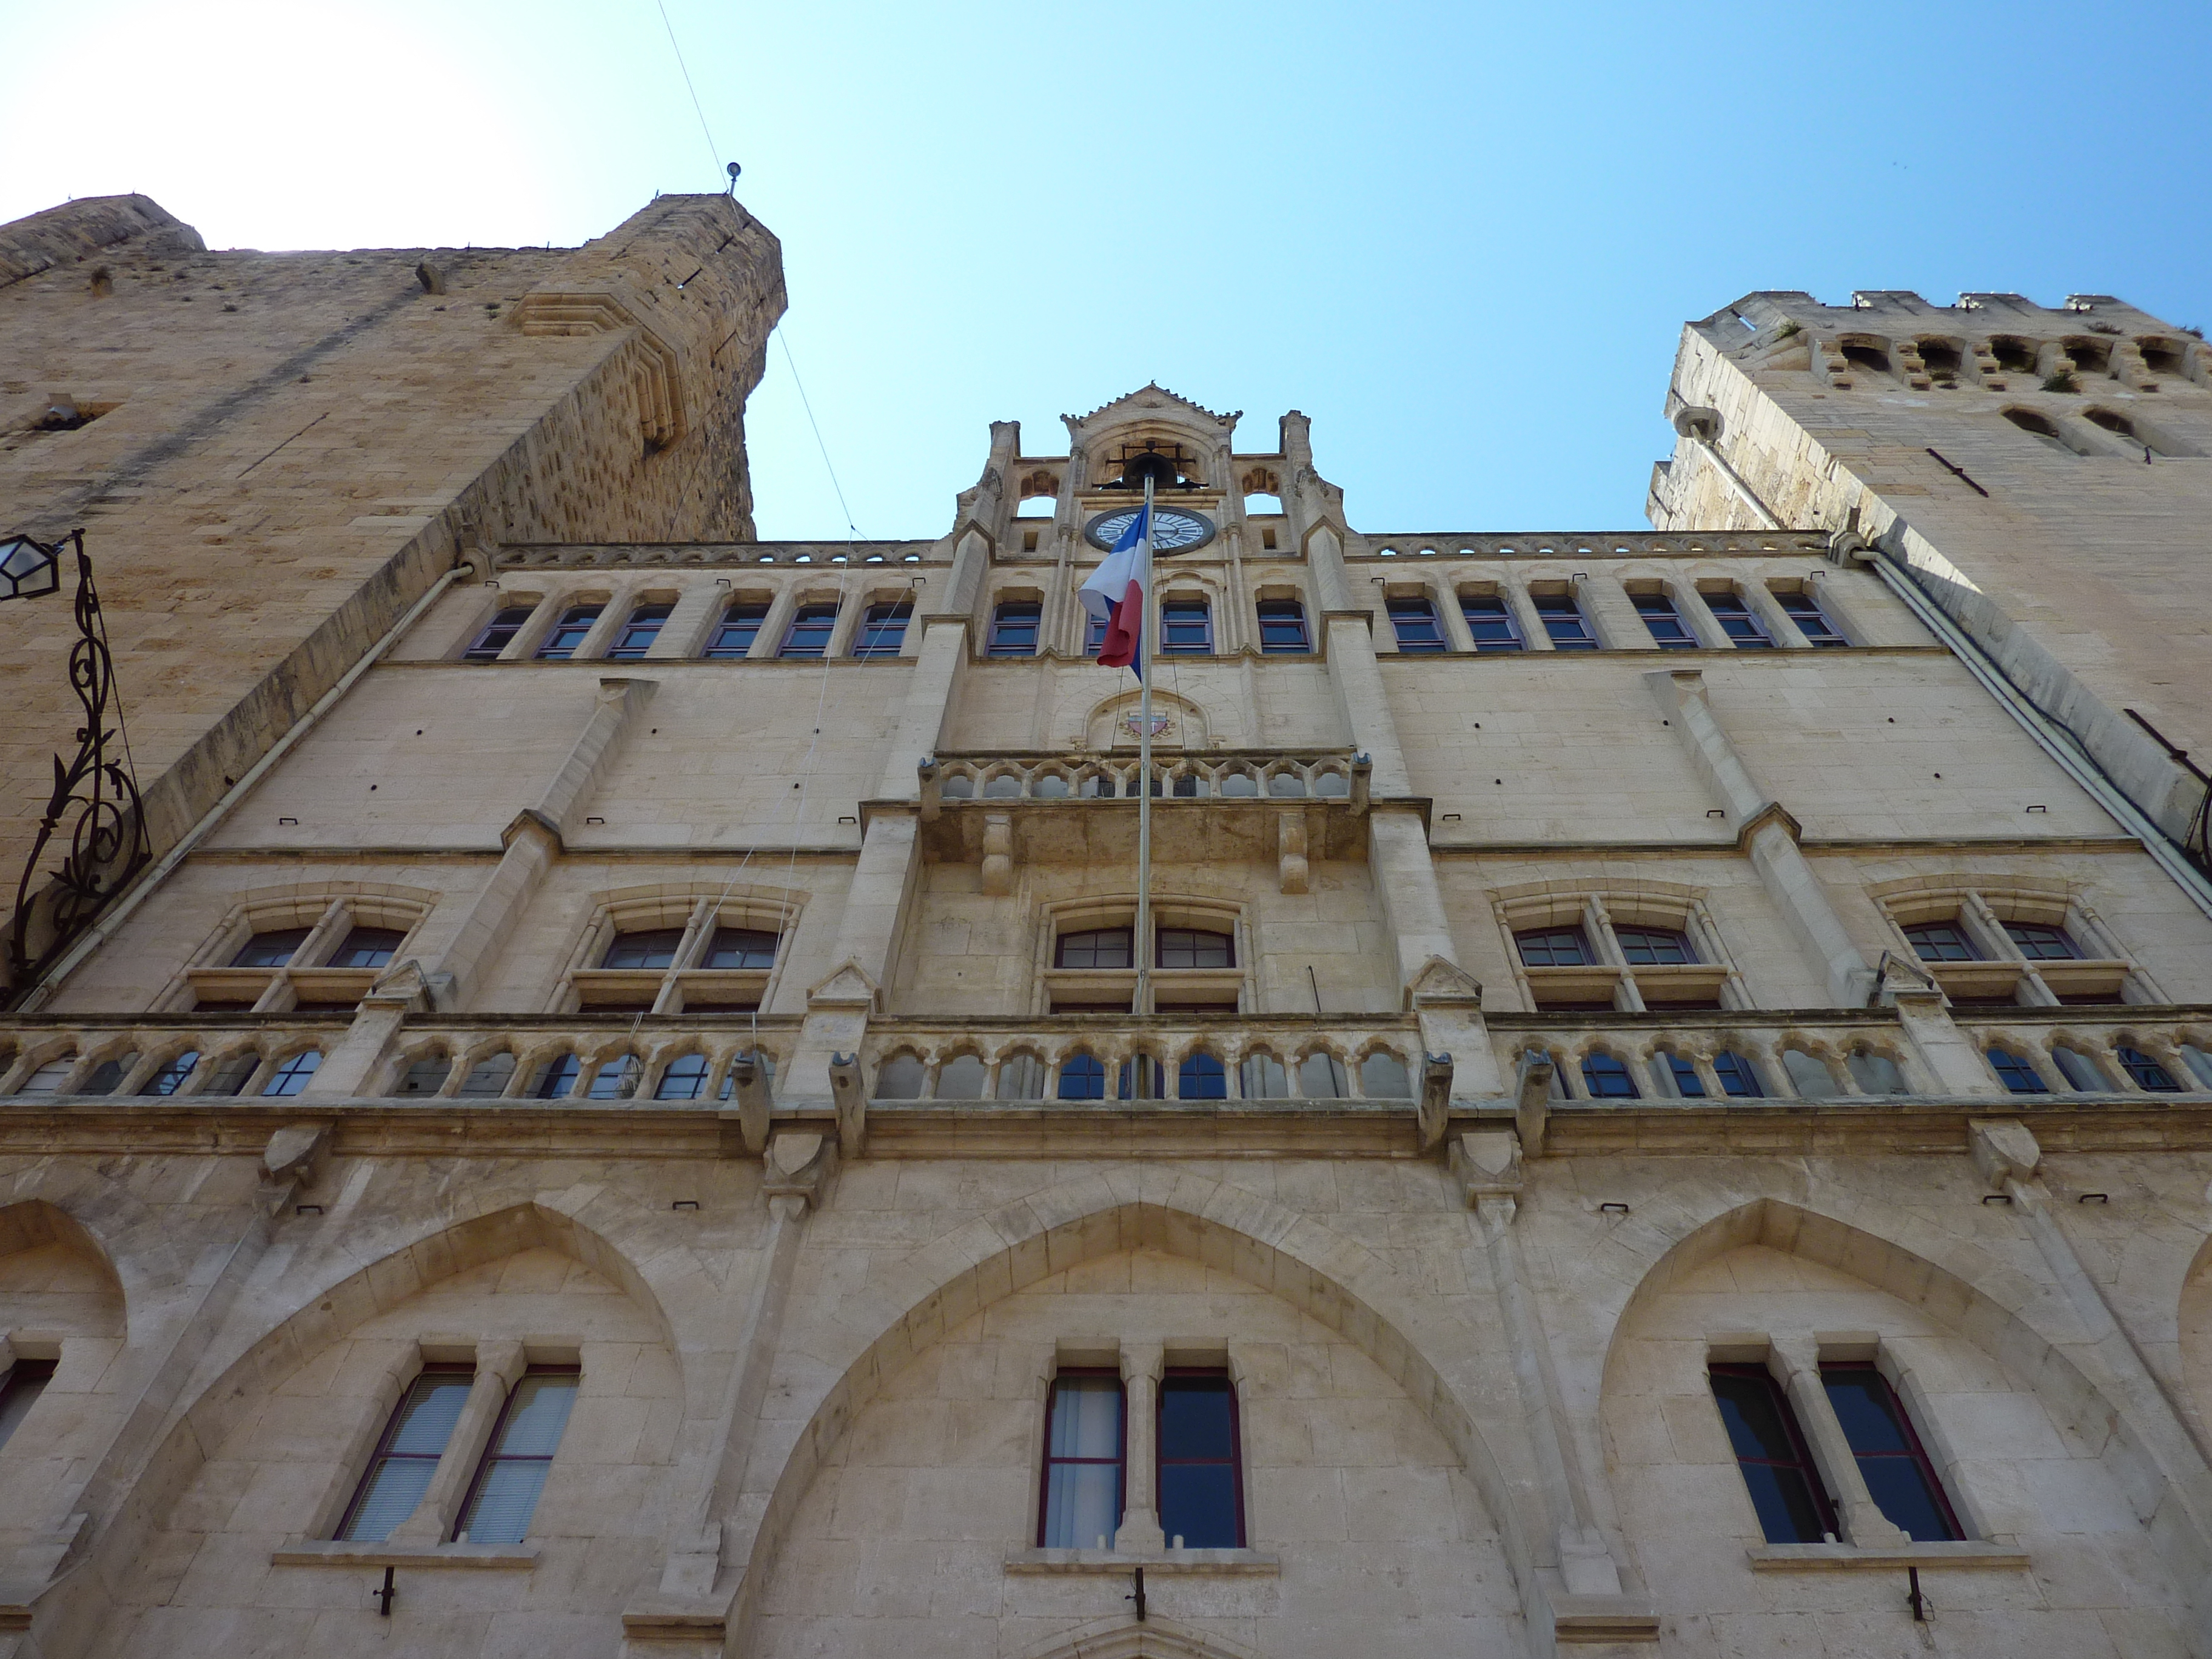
left=0, top=192, right=785, bottom=996
left=1648, top=289, right=2212, bottom=863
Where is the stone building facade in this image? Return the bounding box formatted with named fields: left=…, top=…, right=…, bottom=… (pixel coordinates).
left=1, top=195, right=2211, bottom=1659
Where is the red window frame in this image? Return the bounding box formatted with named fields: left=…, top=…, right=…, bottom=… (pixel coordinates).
left=1036, top=1369, right=1127, bottom=1548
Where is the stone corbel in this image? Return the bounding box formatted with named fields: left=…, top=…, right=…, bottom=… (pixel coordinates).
left=828, top=1053, right=865, bottom=1159
left=1349, top=753, right=1372, bottom=816
left=1276, top=811, right=1309, bottom=895
left=762, top=1128, right=836, bottom=1209
left=979, top=813, right=1014, bottom=897
left=1450, top=1128, right=1523, bottom=1207
left=917, top=757, right=941, bottom=822
left=1418, top=1053, right=1453, bottom=1152
left=258, top=1123, right=332, bottom=1216
left=1968, top=1118, right=2042, bottom=1195
left=722, top=1050, right=774, bottom=1155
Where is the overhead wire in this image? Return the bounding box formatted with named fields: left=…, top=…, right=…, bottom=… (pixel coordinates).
left=652, top=0, right=724, bottom=180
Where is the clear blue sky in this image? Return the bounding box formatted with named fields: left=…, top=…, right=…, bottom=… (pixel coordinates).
left=9, top=1, right=2208, bottom=540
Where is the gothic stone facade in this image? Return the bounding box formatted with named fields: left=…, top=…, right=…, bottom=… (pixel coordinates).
left=1, top=199, right=2211, bottom=1659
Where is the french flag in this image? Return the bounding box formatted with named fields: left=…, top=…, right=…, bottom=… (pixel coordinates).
left=1077, top=506, right=1148, bottom=674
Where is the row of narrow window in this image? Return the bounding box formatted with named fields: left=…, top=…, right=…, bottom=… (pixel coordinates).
left=464, top=583, right=1845, bottom=666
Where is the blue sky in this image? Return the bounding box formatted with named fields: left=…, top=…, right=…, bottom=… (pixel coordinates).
left=9, top=1, right=2208, bottom=540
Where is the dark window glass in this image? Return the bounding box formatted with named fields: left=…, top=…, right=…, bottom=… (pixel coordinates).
left=1515, top=926, right=1591, bottom=967
left=1581, top=1053, right=1638, bottom=1098
left=1157, top=928, right=1233, bottom=969
left=1387, top=597, right=1447, bottom=653
left=463, top=606, right=536, bottom=662
left=1178, top=1053, right=1228, bottom=1099
left=852, top=602, right=912, bottom=658
left=203, top=1054, right=260, bottom=1096
left=331, top=926, right=406, bottom=968
left=1255, top=600, right=1309, bottom=653
left=261, top=1051, right=321, bottom=1097
left=1664, top=1052, right=1706, bottom=1097
left=2117, top=1046, right=2182, bottom=1092
left=1902, top=921, right=1979, bottom=963
left=1703, top=592, right=1772, bottom=649
left=780, top=603, right=839, bottom=658
left=232, top=927, right=310, bottom=968
left=1057, top=1054, right=1107, bottom=1101
left=603, top=603, right=672, bottom=660
left=338, top=1366, right=475, bottom=1541
left=1634, top=592, right=1698, bottom=648
left=531, top=1052, right=581, bottom=1099
left=602, top=927, right=685, bottom=970
left=1460, top=594, right=1524, bottom=652
left=1713, top=1051, right=1765, bottom=1098
left=454, top=1368, right=580, bottom=1544
left=1775, top=589, right=1847, bottom=646
left=1057, top=928, right=1133, bottom=970
left=702, top=927, right=777, bottom=969
left=655, top=1053, right=711, bottom=1100
left=1158, top=1371, right=1243, bottom=1548
left=985, top=601, right=1042, bottom=657
left=0, top=1359, right=54, bottom=1451
left=2003, top=921, right=2078, bottom=960
left=138, top=1051, right=199, bottom=1096
left=1708, top=1364, right=1834, bottom=1544
left=703, top=602, right=768, bottom=659
left=534, top=605, right=603, bottom=660
left=1039, top=1372, right=1124, bottom=1548
left=1161, top=598, right=1212, bottom=654
left=1615, top=925, right=1694, bottom=965
left=1533, top=594, right=1597, bottom=649
left=1987, top=1048, right=2049, bottom=1094
left=1818, top=1364, right=1962, bottom=1542
left=1085, top=611, right=1108, bottom=654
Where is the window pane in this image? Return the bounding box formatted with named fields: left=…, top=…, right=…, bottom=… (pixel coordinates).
left=1615, top=926, right=1692, bottom=965
left=340, top=1369, right=474, bottom=1541
left=332, top=926, right=406, bottom=968
left=2118, top=1047, right=2181, bottom=1091
left=1820, top=1365, right=1960, bottom=1541
left=139, top=1051, right=200, bottom=1096
left=704, top=603, right=768, bottom=658
left=1158, top=1373, right=1240, bottom=1548
left=1057, top=1056, right=1106, bottom=1100
left=655, top=1054, right=710, bottom=1100
left=1256, top=601, right=1307, bottom=652
left=1156, top=928, right=1232, bottom=968
left=2052, top=1047, right=2105, bottom=1090
left=853, top=602, right=911, bottom=658
left=988, top=602, right=1041, bottom=655
left=1533, top=595, right=1596, bottom=649
left=1161, top=600, right=1212, bottom=653
left=535, top=605, right=602, bottom=659
left=1581, top=1054, right=1638, bottom=1098
left=1634, top=592, right=1696, bottom=648
left=531, top=1053, right=581, bottom=1098
left=457, top=1459, right=549, bottom=1546
left=262, top=1051, right=321, bottom=1096
left=1387, top=598, right=1446, bottom=652
left=1988, top=1048, right=2048, bottom=1094
left=1708, top=1367, right=1829, bottom=1544
left=1042, top=1462, right=1121, bottom=1550
left=780, top=605, right=839, bottom=658
left=1048, top=1375, right=1122, bottom=1459
left=1461, top=594, right=1524, bottom=652
left=457, top=1370, right=578, bottom=1545
left=232, top=927, right=310, bottom=968
left=1777, top=590, right=1846, bottom=645
left=1515, top=926, right=1589, bottom=967
left=603, top=928, right=684, bottom=970
left=1041, top=1374, right=1124, bottom=1549
left=1178, top=1053, right=1227, bottom=1099
left=1903, top=922, right=1977, bottom=962
left=703, top=927, right=778, bottom=968
left=1666, top=1053, right=1706, bottom=1097
left=1713, top=1051, right=1764, bottom=1098
left=604, top=603, right=672, bottom=660
left=2003, top=921, right=2078, bottom=960
left=492, top=1371, right=578, bottom=1457
left=1704, top=592, right=1771, bottom=648
left=464, top=606, right=536, bottom=661
left=1057, top=928, right=1133, bottom=969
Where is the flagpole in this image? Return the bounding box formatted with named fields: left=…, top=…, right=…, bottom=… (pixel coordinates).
left=1133, top=471, right=1156, bottom=1063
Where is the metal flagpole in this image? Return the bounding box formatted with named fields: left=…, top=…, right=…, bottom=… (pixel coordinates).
left=1132, top=471, right=1156, bottom=1072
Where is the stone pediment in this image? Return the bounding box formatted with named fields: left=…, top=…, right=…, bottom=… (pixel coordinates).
left=806, top=959, right=880, bottom=1010
left=1063, top=383, right=1242, bottom=464
left=1406, top=954, right=1484, bottom=1008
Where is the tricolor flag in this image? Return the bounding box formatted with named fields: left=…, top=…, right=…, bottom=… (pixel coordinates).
left=1077, top=506, right=1148, bottom=674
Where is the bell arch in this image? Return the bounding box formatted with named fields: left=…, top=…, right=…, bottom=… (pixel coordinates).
left=732, top=1176, right=1544, bottom=1654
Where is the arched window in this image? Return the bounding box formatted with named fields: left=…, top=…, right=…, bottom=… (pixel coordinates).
left=997, top=1052, right=1047, bottom=1101
left=1986, top=1048, right=2048, bottom=1094
left=936, top=1054, right=988, bottom=1100
left=1057, top=1054, right=1106, bottom=1101
left=655, top=1053, right=711, bottom=1100
left=1461, top=592, right=1525, bottom=652
left=1239, top=1052, right=1288, bottom=1098
left=1298, top=1052, right=1347, bottom=1099
left=1057, top=927, right=1133, bottom=969
left=586, top=1055, right=642, bottom=1099
left=702, top=927, right=778, bottom=968
left=232, top=927, right=312, bottom=968
left=602, top=928, right=685, bottom=970
left=1156, top=928, right=1232, bottom=969
left=605, top=602, right=672, bottom=660
left=330, top=925, right=406, bottom=968
left=1656, top=1051, right=1704, bottom=1097
left=1614, top=925, right=1694, bottom=965
left=1846, top=1047, right=1907, bottom=1095
left=1532, top=591, right=1597, bottom=650
left=534, top=605, right=602, bottom=659
left=456, top=1052, right=516, bottom=1098
left=1631, top=590, right=1695, bottom=649
left=1580, top=1053, right=1638, bottom=1098
left=397, top=1054, right=451, bottom=1096
left=1712, top=1051, right=1765, bottom=1098
left=1781, top=1049, right=1837, bottom=1098
left=139, top=1051, right=199, bottom=1097
left=1359, top=1051, right=1411, bottom=1098
left=529, top=1052, right=581, bottom=1099
left=1386, top=596, right=1446, bottom=653
left=463, top=606, right=536, bottom=662
left=1178, top=1052, right=1227, bottom=1100
left=2116, top=1045, right=2181, bottom=1092
left=1702, top=589, right=1773, bottom=648
left=2051, top=1045, right=2106, bottom=1091
left=875, top=1053, right=927, bottom=1099
left=262, top=1051, right=322, bottom=1098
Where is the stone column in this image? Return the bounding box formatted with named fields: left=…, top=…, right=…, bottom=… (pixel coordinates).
left=1572, top=571, right=1643, bottom=650
left=1646, top=668, right=1872, bottom=1006
left=1113, top=1342, right=1166, bottom=1552
left=646, top=582, right=726, bottom=659
left=1766, top=1336, right=1908, bottom=1546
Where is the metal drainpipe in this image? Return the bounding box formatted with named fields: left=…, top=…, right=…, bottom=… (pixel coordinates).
left=18, top=563, right=473, bottom=1011
left=1685, top=426, right=2212, bottom=920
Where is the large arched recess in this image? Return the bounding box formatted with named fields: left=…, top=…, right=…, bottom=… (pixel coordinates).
left=732, top=1173, right=1547, bottom=1650
left=47, top=1199, right=689, bottom=1659
left=1598, top=1196, right=2212, bottom=1637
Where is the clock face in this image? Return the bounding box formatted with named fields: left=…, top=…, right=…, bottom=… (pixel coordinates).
left=1082, top=507, right=1216, bottom=555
